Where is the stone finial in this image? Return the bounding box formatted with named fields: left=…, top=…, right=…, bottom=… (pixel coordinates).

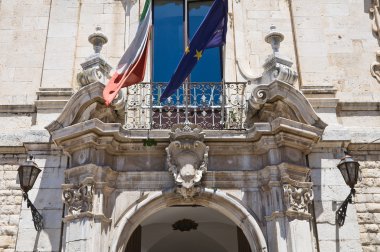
left=77, top=26, right=112, bottom=87
left=255, top=25, right=298, bottom=85
left=88, top=26, right=108, bottom=54
left=264, top=25, right=284, bottom=54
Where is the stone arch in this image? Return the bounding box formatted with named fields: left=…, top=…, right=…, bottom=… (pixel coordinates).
left=110, top=188, right=268, bottom=252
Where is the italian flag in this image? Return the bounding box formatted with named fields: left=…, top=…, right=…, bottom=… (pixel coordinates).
left=103, top=0, right=151, bottom=106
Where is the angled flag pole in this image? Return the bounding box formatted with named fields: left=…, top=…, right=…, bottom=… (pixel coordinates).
left=160, top=0, right=228, bottom=102
left=103, top=0, right=152, bottom=106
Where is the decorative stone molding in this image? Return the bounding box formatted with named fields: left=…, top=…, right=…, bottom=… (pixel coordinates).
left=166, top=124, right=209, bottom=198
left=77, top=26, right=112, bottom=87
left=283, top=183, right=313, bottom=219
left=62, top=166, right=117, bottom=223
left=45, top=82, right=124, bottom=134
left=370, top=1, right=380, bottom=83
left=63, top=180, right=94, bottom=215
left=260, top=163, right=314, bottom=221
left=34, top=88, right=74, bottom=112
left=245, top=81, right=327, bottom=130
left=370, top=51, right=380, bottom=82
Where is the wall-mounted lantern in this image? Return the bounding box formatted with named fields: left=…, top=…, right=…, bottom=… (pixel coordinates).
left=336, top=151, right=360, bottom=226
left=17, top=156, right=43, bottom=231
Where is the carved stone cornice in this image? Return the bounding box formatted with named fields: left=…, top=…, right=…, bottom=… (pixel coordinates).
left=166, top=124, right=209, bottom=198
left=64, top=164, right=118, bottom=187
left=46, top=82, right=106, bottom=132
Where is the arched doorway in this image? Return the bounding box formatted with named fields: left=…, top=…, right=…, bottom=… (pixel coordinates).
left=111, top=189, right=267, bottom=252
left=125, top=206, right=251, bottom=252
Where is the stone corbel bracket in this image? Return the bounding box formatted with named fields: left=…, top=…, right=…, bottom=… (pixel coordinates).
left=245, top=80, right=327, bottom=131
left=62, top=165, right=118, bottom=223
left=166, top=124, right=209, bottom=199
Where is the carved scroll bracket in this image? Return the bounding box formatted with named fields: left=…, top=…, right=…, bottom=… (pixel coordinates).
left=369, top=1, right=380, bottom=83
left=166, top=124, right=209, bottom=199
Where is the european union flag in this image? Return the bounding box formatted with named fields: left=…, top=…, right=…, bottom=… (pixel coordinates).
left=160, top=0, right=228, bottom=102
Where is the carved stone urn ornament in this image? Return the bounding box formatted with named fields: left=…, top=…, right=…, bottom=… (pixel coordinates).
left=166, top=124, right=209, bottom=198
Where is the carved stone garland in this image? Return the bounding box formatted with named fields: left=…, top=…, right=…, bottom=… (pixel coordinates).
left=370, top=0, right=380, bottom=83
left=166, top=124, right=209, bottom=198
left=63, top=181, right=94, bottom=215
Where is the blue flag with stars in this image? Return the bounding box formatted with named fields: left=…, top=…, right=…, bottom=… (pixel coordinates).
left=160, top=0, right=228, bottom=102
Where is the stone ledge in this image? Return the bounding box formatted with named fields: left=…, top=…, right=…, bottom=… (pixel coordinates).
left=337, top=102, right=380, bottom=112
left=0, top=105, right=35, bottom=113
left=301, top=86, right=337, bottom=98
left=35, top=100, right=68, bottom=110
left=308, top=98, right=339, bottom=109
left=36, top=88, right=73, bottom=100
left=63, top=212, right=111, bottom=224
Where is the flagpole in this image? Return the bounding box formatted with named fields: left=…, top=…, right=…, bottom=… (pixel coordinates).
left=149, top=24, right=154, bottom=129
left=221, top=43, right=226, bottom=128
left=184, top=0, right=190, bottom=125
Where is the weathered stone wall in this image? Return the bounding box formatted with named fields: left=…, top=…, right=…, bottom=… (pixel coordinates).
left=14, top=154, right=67, bottom=252
left=290, top=0, right=380, bottom=101
left=0, top=163, right=23, bottom=252
left=309, top=148, right=363, bottom=252
left=356, top=161, right=380, bottom=252
left=0, top=0, right=51, bottom=105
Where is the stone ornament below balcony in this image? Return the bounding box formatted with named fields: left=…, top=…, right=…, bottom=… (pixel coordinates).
left=166, top=124, right=209, bottom=198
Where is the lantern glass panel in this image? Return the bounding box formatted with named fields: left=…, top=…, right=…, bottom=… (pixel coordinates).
left=346, top=162, right=359, bottom=187
left=338, top=163, right=349, bottom=185
left=18, top=161, right=41, bottom=193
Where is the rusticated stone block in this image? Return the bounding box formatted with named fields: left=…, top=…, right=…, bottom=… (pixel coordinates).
left=0, top=236, right=13, bottom=248
left=357, top=213, right=374, bottom=224
left=362, top=246, right=376, bottom=252
left=366, top=203, right=380, bottom=213
left=364, top=224, right=379, bottom=233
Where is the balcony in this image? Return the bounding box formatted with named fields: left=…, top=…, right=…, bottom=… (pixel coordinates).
left=123, top=82, right=248, bottom=130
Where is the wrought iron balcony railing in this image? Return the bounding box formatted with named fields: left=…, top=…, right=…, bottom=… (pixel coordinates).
left=123, top=82, right=248, bottom=130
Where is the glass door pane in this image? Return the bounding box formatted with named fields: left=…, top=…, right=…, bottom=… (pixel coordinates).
left=153, top=0, right=184, bottom=105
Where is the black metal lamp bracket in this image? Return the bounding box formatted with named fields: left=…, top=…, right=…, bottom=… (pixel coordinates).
left=23, top=193, right=43, bottom=231
left=336, top=188, right=355, bottom=227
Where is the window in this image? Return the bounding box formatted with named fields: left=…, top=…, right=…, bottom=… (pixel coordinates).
left=152, top=0, right=222, bottom=105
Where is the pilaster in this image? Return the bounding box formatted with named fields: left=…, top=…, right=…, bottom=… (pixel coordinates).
left=260, top=163, right=315, bottom=252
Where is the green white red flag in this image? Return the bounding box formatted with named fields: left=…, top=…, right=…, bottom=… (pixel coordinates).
left=103, top=0, right=151, bottom=106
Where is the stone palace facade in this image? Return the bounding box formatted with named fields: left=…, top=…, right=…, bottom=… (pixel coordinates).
left=1, top=0, right=380, bottom=251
